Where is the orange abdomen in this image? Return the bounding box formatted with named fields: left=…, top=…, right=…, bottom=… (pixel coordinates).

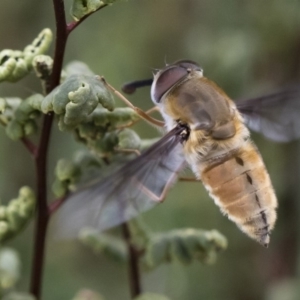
left=200, top=141, right=277, bottom=247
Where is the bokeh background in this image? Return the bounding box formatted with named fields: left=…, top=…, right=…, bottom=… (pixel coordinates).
left=1, top=0, right=300, bottom=299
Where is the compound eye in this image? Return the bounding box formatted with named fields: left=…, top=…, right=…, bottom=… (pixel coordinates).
left=174, top=60, right=203, bottom=72
left=151, top=66, right=188, bottom=103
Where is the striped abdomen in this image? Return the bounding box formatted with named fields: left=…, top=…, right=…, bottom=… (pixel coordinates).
left=200, top=141, right=277, bottom=247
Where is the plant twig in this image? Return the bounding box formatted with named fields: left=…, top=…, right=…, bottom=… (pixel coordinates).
left=30, top=0, right=68, bottom=298
left=21, top=137, right=38, bottom=157
left=48, top=195, right=67, bottom=215
left=29, top=1, right=112, bottom=298
left=121, top=223, right=142, bottom=298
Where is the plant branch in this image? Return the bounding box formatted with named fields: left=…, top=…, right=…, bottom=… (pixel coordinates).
left=30, top=0, right=68, bottom=298
left=48, top=195, right=67, bottom=215
left=21, top=137, right=38, bottom=157
left=121, top=223, right=142, bottom=299
left=29, top=1, right=112, bottom=298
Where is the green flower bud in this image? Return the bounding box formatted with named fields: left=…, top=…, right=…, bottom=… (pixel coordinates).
left=27, top=94, right=44, bottom=112
left=87, top=107, right=138, bottom=129
left=118, top=128, right=141, bottom=150
left=0, top=248, right=20, bottom=290
left=23, top=28, right=53, bottom=65
left=74, top=150, right=102, bottom=169
left=6, top=201, right=22, bottom=231
left=55, top=159, right=81, bottom=181
left=92, top=132, right=119, bottom=154
left=143, top=234, right=170, bottom=269
left=79, top=228, right=128, bottom=263
left=169, top=233, right=188, bottom=263
left=0, top=51, right=17, bottom=82
left=5, top=94, right=42, bottom=140
left=52, top=179, right=69, bottom=198
left=5, top=52, right=28, bottom=82
left=107, top=107, right=139, bottom=127
left=0, top=29, right=52, bottom=83
left=5, top=98, right=22, bottom=111
left=41, top=75, right=114, bottom=129
left=71, top=0, right=108, bottom=21
left=88, top=107, right=109, bottom=126
left=32, top=55, right=53, bottom=89
left=5, top=120, right=23, bottom=140
left=52, top=159, right=82, bottom=197
left=0, top=187, right=35, bottom=242
left=77, top=123, right=105, bottom=140
left=65, top=61, right=95, bottom=77
left=143, top=229, right=227, bottom=269
left=15, top=101, right=34, bottom=123
left=24, top=120, right=38, bottom=138
left=18, top=187, right=36, bottom=216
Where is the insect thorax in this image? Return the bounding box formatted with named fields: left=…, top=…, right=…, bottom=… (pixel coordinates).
left=183, top=110, right=250, bottom=176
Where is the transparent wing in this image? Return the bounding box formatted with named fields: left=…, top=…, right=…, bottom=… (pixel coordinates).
left=57, top=126, right=187, bottom=237
left=236, top=86, right=300, bottom=142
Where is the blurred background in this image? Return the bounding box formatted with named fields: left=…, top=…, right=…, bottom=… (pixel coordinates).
left=1, top=0, right=300, bottom=299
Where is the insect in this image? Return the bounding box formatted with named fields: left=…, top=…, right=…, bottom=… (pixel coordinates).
left=59, top=60, right=300, bottom=247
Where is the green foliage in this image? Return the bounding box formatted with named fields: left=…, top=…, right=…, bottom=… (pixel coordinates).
left=71, top=0, right=122, bottom=21
left=0, top=29, right=52, bottom=83
left=2, top=292, right=35, bottom=300
left=41, top=74, right=115, bottom=130
left=52, top=158, right=81, bottom=197
left=52, top=150, right=104, bottom=197
left=0, top=248, right=21, bottom=292
left=87, top=107, right=139, bottom=129
left=32, top=55, right=54, bottom=93
left=134, top=294, right=171, bottom=300
left=75, top=106, right=140, bottom=156
left=65, top=61, right=95, bottom=77
left=3, top=94, right=43, bottom=140
left=79, top=228, right=128, bottom=263
left=79, top=221, right=227, bottom=271
left=72, top=289, right=105, bottom=300
left=143, top=228, right=227, bottom=269
left=0, top=187, right=36, bottom=243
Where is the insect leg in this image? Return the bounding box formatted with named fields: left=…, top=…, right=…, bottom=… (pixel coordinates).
left=100, top=76, right=165, bottom=127
left=132, top=171, right=179, bottom=203
left=116, top=106, right=161, bottom=129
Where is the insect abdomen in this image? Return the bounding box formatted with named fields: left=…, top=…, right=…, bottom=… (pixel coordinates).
left=200, top=141, right=277, bottom=247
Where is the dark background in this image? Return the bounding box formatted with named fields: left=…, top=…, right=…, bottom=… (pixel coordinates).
left=1, top=1, right=300, bottom=299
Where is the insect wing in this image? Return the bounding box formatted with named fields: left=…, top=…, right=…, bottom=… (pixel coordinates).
left=58, top=127, right=186, bottom=237
left=236, top=86, right=300, bottom=142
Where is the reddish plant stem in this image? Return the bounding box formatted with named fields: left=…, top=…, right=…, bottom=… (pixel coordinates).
left=30, top=0, right=67, bottom=298
left=21, top=137, right=38, bottom=157
left=48, top=195, right=67, bottom=214
left=28, top=1, right=121, bottom=298
left=121, top=223, right=142, bottom=298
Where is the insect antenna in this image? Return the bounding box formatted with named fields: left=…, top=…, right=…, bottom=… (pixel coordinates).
left=121, top=78, right=153, bottom=95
